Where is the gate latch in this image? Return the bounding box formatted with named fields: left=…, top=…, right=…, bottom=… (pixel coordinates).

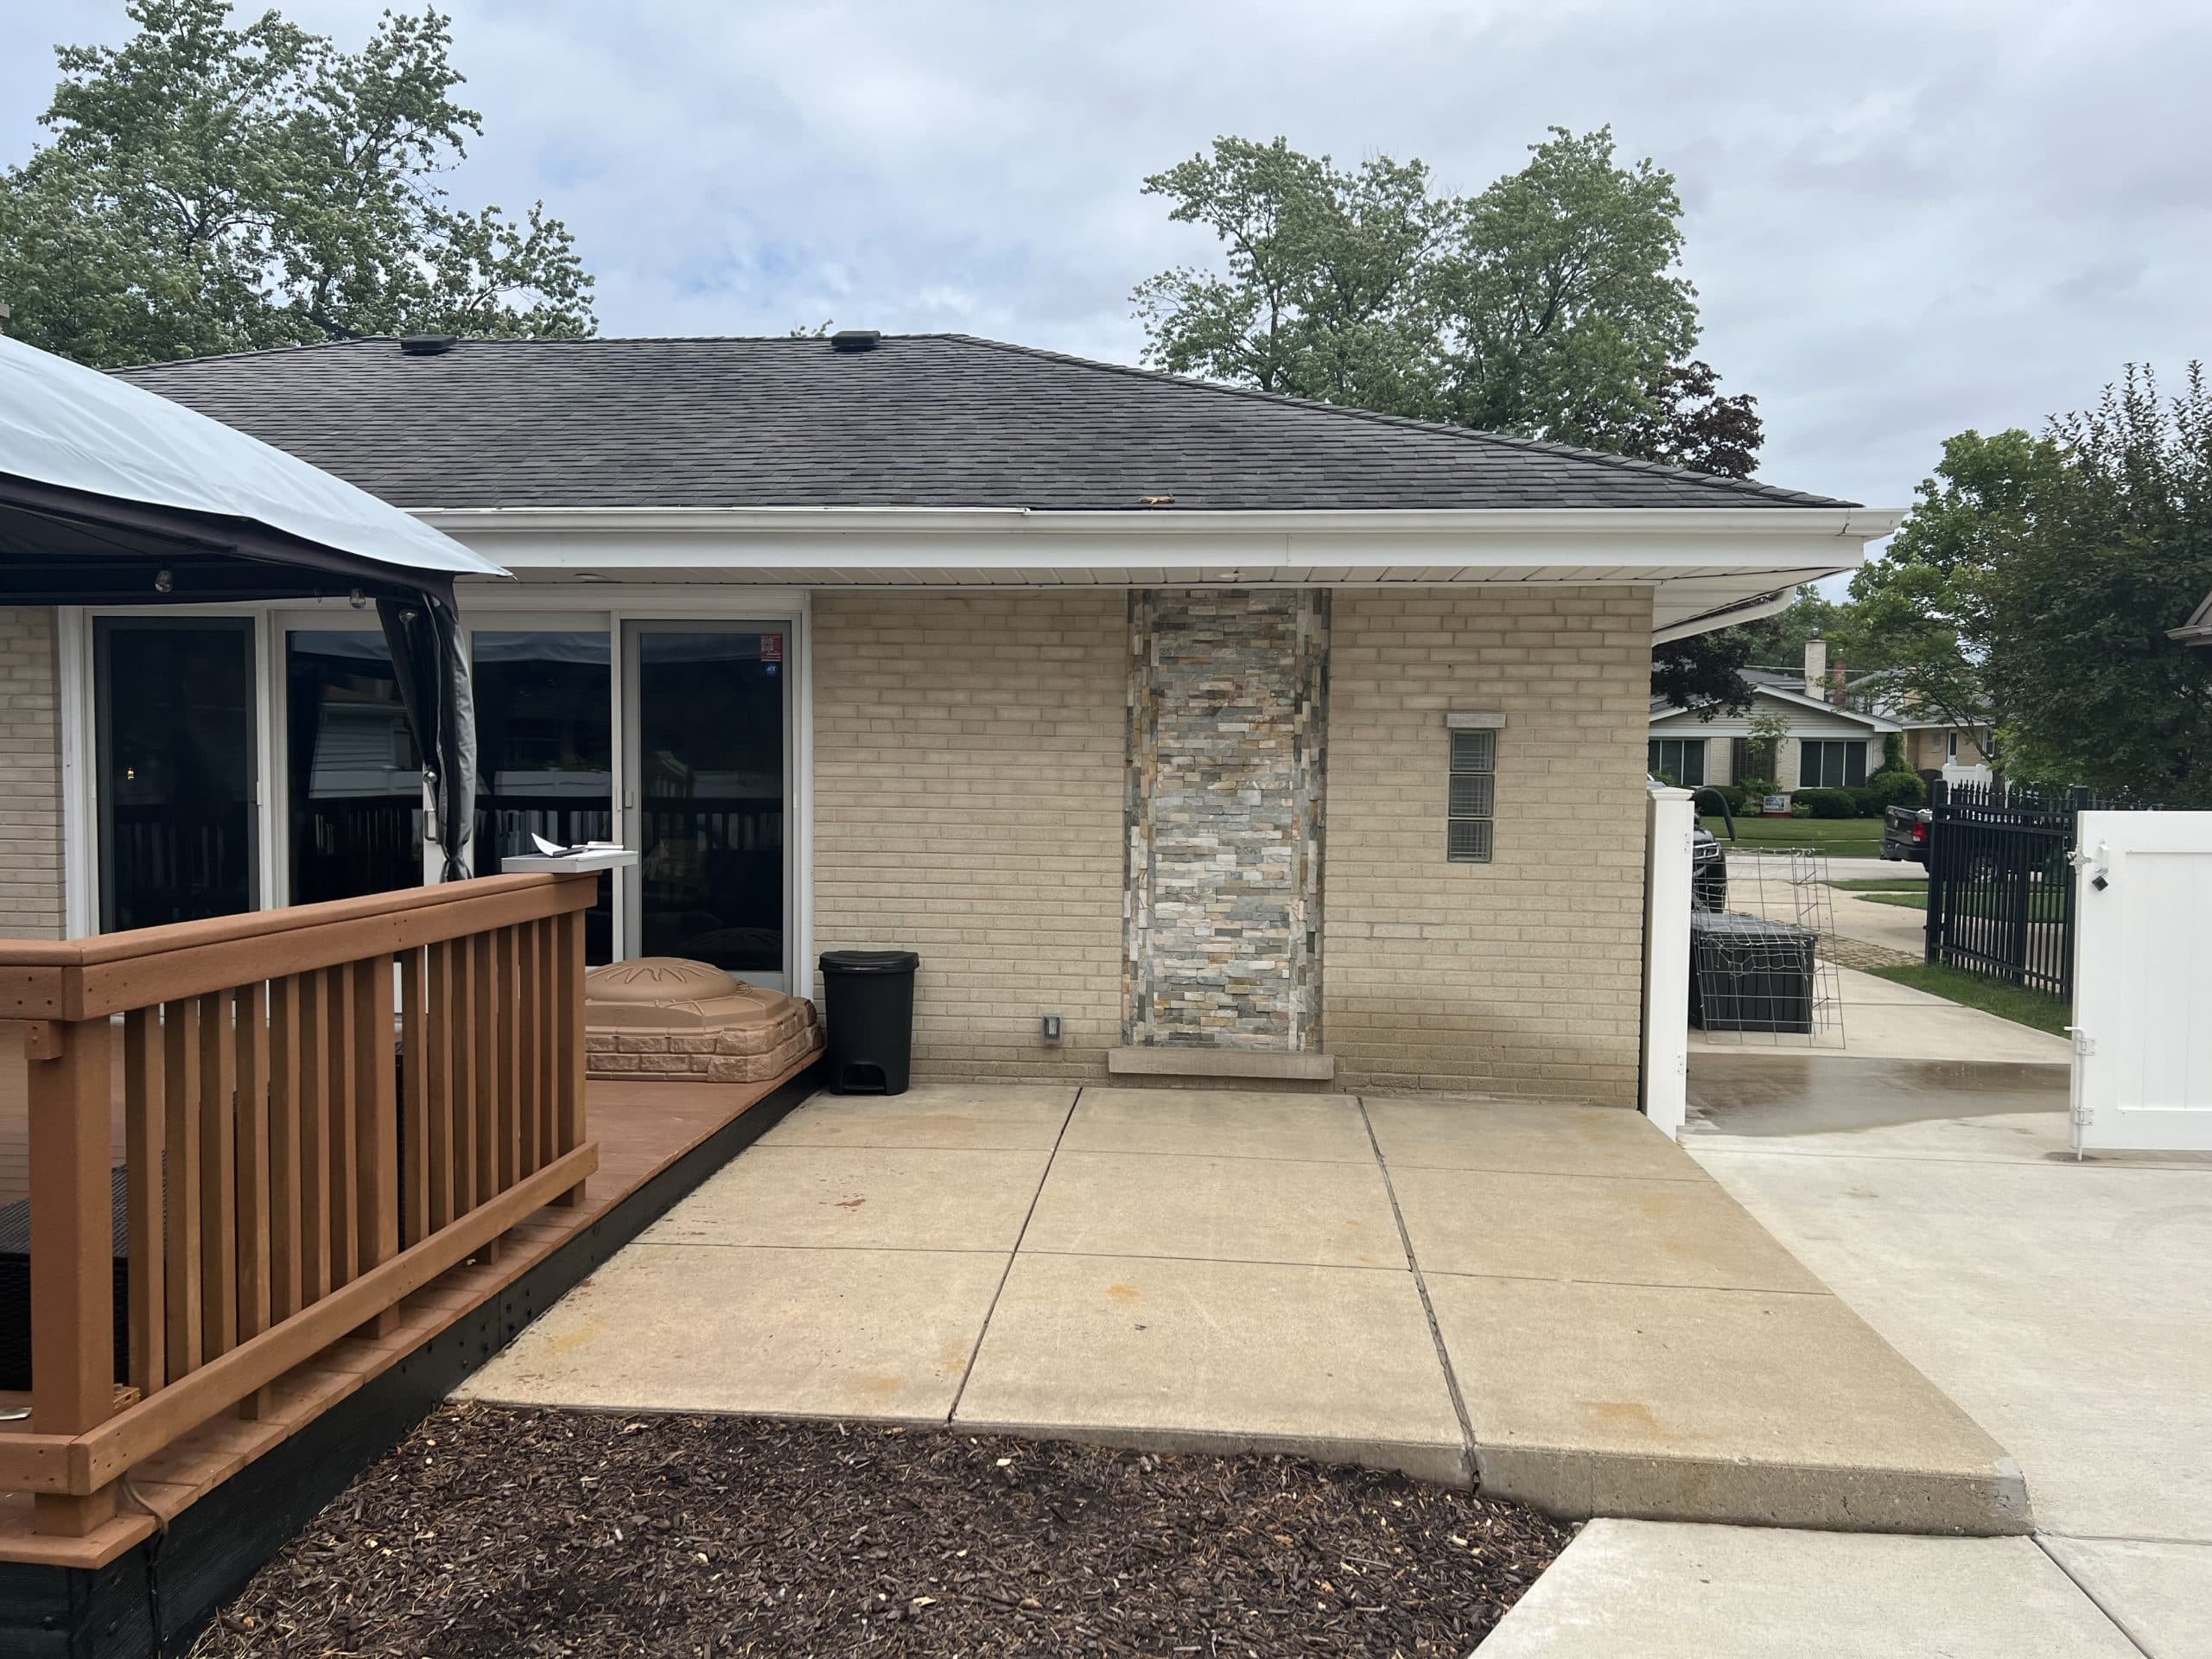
left=2066, top=1026, right=2095, bottom=1058
left=2069, top=839, right=2112, bottom=891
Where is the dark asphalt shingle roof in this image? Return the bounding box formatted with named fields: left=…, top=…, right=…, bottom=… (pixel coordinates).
left=115, top=334, right=1856, bottom=513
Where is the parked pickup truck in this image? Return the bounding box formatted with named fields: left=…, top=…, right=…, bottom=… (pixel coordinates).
left=1882, top=804, right=1931, bottom=864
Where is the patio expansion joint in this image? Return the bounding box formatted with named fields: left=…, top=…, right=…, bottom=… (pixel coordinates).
left=944, top=1089, right=1084, bottom=1425
left=630, top=1239, right=1014, bottom=1256
left=1019, top=1247, right=1410, bottom=1274
left=2033, top=1535, right=2160, bottom=1659
left=1354, top=1095, right=1479, bottom=1475
left=1416, top=1267, right=1833, bottom=1298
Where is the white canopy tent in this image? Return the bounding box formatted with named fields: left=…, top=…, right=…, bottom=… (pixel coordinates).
left=0, top=334, right=509, bottom=880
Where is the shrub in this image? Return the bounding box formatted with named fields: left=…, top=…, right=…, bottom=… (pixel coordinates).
left=1698, top=784, right=1749, bottom=817
left=1733, top=778, right=1779, bottom=811
left=1863, top=767, right=1927, bottom=809
left=1793, top=786, right=1859, bottom=819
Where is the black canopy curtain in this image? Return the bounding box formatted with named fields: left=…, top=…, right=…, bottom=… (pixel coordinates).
left=0, top=474, right=479, bottom=886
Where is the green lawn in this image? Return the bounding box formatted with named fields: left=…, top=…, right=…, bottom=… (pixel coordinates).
left=1863, top=961, right=2072, bottom=1036
left=1855, top=887, right=2069, bottom=920
left=1830, top=877, right=1925, bottom=892
left=1700, top=816, right=1885, bottom=857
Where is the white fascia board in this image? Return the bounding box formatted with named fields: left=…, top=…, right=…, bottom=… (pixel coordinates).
left=414, top=504, right=1906, bottom=583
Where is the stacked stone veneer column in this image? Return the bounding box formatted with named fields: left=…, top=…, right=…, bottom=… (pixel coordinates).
left=1124, top=590, right=1328, bottom=1051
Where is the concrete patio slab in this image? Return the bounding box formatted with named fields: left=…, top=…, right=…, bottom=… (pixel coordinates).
left=1428, top=1273, right=2030, bottom=1531
left=644, top=1144, right=1052, bottom=1253
left=1691, top=1083, right=2212, bottom=1543
left=2041, top=1536, right=2212, bottom=1659
left=754, top=1083, right=1076, bottom=1150
left=458, top=1242, right=1007, bottom=1422
left=461, top=1081, right=2026, bottom=1537
left=1480, top=1520, right=2139, bottom=1659
left=1389, top=1166, right=1824, bottom=1292
left=1058, top=1087, right=1372, bottom=1163
left=1020, top=1148, right=1403, bottom=1268
left=1364, top=1096, right=1707, bottom=1181
left=953, top=1251, right=1465, bottom=1484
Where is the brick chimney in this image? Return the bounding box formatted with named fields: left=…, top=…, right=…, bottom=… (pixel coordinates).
left=1803, top=634, right=1827, bottom=700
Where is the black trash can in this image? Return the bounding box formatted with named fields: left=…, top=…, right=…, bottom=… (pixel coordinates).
left=819, top=950, right=920, bottom=1094
left=1688, top=912, right=1816, bottom=1034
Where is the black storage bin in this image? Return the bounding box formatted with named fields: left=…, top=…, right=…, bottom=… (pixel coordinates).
left=819, top=950, right=919, bottom=1095
left=1688, top=912, right=1817, bottom=1033
left=0, top=1165, right=132, bottom=1392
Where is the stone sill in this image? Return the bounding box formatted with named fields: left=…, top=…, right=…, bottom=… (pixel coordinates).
left=1106, top=1046, right=1337, bottom=1082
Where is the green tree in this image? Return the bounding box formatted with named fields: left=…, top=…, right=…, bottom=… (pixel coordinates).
left=1834, top=429, right=2059, bottom=772
left=0, top=0, right=594, bottom=367
left=1132, top=137, right=1453, bottom=416
left=1840, top=370, right=2212, bottom=802
left=1135, top=127, right=1731, bottom=457
left=1432, top=127, right=1698, bottom=447
left=1990, top=366, right=2212, bottom=799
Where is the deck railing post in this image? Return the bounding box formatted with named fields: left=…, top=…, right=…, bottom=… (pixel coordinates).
left=26, top=1015, right=118, bottom=1536
left=353, top=956, right=402, bottom=1334
left=553, top=894, right=587, bottom=1206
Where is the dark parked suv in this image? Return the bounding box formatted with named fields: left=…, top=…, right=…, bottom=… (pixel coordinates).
left=1681, top=785, right=1733, bottom=911
left=1691, top=824, right=1728, bottom=910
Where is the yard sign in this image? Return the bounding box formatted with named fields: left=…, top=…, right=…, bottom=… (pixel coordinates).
left=2069, top=810, right=2212, bottom=1153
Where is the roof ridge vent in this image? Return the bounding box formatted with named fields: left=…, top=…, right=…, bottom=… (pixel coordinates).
left=399, top=334, right=458, bottom=356
left=830, top=329, right=880, bottom=353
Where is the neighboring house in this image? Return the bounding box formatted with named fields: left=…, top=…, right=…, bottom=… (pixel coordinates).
left=1846, top=660, right=1995, bottom=785
left=1648, top=639, right=1902, bottom=792
left=0, top=333, right=1898, bottom=1103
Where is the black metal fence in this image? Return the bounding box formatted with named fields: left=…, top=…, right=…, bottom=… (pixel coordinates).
left=1923, top=780, right=2153, bottom=1002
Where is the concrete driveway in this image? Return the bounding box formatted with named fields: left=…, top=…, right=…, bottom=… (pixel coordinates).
left=1486, top=1055, right=2212, bottom=1657
left=461, top=1082, right=2020, bottom=1534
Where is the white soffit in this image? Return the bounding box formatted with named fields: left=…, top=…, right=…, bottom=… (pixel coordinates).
left=417, top=505, right=1903, bottom=630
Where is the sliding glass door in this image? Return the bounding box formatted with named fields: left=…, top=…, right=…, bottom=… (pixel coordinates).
left=284, top=627, right=423, bottom=906
left=473, top=628, right=615, bottom=962
left=94, top=618, right=257, bottom=931
left=624, top=623, right=790, bottom=986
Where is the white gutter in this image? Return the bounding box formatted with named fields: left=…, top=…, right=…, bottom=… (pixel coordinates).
left=411, top=504, right=1908, bottom=539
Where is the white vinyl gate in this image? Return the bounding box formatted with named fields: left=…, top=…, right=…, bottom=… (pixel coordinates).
left=2069, top=810, right=2212, bottom=1153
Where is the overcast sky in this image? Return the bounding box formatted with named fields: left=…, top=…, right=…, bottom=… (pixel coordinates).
left=7, top=0, right=2210, bottom=518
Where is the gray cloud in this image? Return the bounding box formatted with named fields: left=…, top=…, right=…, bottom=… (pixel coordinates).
left=8, top=0, right=2210, bottom=517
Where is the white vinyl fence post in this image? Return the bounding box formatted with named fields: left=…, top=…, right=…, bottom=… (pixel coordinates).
left=1641, top=784, right=1695, bottom=1138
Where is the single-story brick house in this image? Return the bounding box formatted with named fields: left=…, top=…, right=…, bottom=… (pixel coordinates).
left=0, top=333, right=1897, bottom=1103
left=1646, top=639, right=1906, bottom=795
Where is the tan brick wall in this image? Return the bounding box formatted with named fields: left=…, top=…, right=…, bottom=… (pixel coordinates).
left=810, top=593, right=1127, bottom=1078
left=0, top=607, right=65, bottom=939
left=1324, top=588, right=1653, bottom=1103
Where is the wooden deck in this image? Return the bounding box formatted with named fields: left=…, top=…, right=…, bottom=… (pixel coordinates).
left=0, top=1047, right=806, bottom=1568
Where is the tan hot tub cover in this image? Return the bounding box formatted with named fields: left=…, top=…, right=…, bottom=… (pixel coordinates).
left=584, top=957, right=822, bottom=1084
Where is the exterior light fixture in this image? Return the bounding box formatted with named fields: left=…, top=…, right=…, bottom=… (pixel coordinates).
left=153, top=568, right=173, bottom=594
left=348, top=588, right=368, bottom=609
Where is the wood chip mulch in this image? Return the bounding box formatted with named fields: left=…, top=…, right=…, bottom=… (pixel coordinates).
left=188, top=1403, right=1568, bottom=1657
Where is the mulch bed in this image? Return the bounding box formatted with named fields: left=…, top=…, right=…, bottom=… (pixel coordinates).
left=188, top=1404, right=1568, bottom=1657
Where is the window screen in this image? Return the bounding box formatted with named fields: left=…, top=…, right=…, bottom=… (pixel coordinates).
left=1647, top=738, right=1706, bottom=787
left=1797, top=740, right=1867, bottom=789
left=1447, top=728, right=1496, bottom=862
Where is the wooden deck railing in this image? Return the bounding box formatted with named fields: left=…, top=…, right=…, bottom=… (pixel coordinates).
left=0, top=873, right=601, bottom=1537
